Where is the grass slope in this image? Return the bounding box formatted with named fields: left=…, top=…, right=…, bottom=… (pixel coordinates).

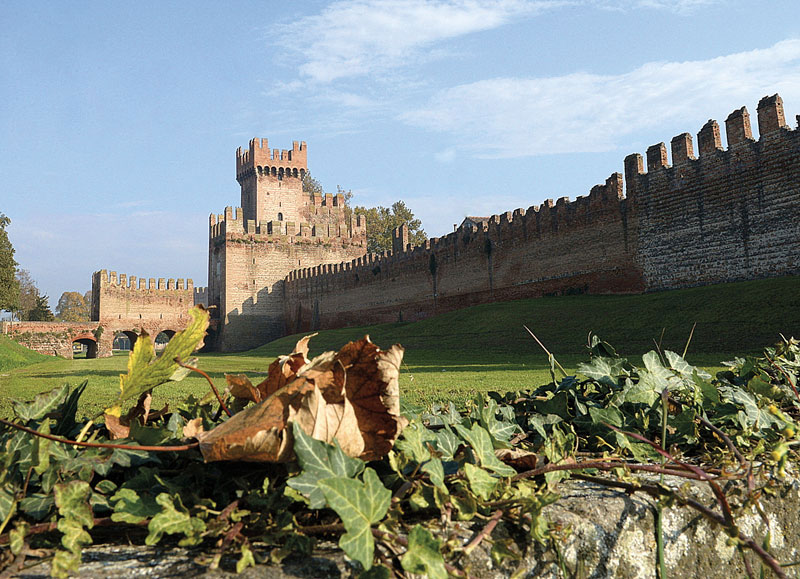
left=0, top=334, right=52, bottom=373
left=0, top=276, right=798, bottom=415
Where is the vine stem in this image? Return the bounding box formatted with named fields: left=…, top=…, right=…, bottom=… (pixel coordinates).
left=0, top=517, right=146, bottom=546
left=0, top=417, right=199, bottom=452
left=174, top=357, right=232, bottom=417
left=512, top=458, right=729, bottom=483
left=463, top=509, right=503, bottom=555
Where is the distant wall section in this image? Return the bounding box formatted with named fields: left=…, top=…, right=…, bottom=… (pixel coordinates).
left=285, top=174, right=642, bottom=332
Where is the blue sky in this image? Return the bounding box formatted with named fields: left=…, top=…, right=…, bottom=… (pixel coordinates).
left=2, top=0, right=800, bottom=304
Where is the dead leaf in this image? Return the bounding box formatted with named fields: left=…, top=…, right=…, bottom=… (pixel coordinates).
left=495, top=448, right=541, bottom=470
left=195, top=335, right=407, bottom=462
left=183, top=417, right=205, bottom=438
left=104, top=391, right=154, bottom=439
left=226, top=374, right=261, bottom=404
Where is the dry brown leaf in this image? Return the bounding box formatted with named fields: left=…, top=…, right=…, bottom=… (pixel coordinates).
left=183, top=417, right=205, bottom=439
left=495, top=448, right=541, bottom=470
left=195, top=336, right=407, bottom=463
left=104, top=413, right=131, bottom=440
left=226, top=374, right=262, bottom=403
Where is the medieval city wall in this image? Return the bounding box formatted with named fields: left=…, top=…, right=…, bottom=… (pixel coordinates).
left=284, top=95, right=799, bottom=335
left=91, top=269, right=197, bottom=324
left=284, top=173, right=642, bottom=333
left=209, top=207, right=367, bottom=351
left=631, top=95, right=800, bottom=290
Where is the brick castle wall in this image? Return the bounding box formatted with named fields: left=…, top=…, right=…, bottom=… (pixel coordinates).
left=284, top=173, right=642, bottom=332
left=630, top=95, right=800, bottom=289
left=283, top=95, right=799, bottom=334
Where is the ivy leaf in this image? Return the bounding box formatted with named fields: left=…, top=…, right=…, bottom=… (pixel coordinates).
left=106, top=306, right=209, bottom=416
left=237, top=543, right=256, bottom=573
left=476, top=397, right=518, bottom=448
left=9, top=522, right=28, bottom=556
left=146, top=493, right=206, bottom=546
left=51, top=550, right=81, bottom=579
left=287, top=422, right=365, bottom=509
left=19, top=493, right=54, bottom=521
left=110, top=488, right=161, bottom=524
left=31, top=418, right=51, bottom=476
left=433, top=424, right=461, bottom=461
left=454, top=423, right=516, bottom=476
left=400, top=525, right=448, bottom=579
left=318, top=468, right=391, bottom=570
left=463, top=463, right=499, bottom=501
left=12, top=383, right=69, bottom=423
left=54, top=480, right=94, bottom=531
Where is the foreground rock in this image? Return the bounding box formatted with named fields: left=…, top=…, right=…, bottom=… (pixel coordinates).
left=15, top=476, right=797, bottom=578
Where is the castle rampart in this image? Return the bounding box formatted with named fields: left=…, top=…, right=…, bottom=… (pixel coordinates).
left=284, top=95, right=799, bottom=334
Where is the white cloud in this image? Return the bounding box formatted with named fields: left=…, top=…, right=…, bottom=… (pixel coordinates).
left=274, top=0, right=567, bottom=84
left=401, top=39, right=800, bottom=158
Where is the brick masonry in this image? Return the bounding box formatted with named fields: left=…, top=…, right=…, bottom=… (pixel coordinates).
left=281, top=94, right=799, bottom=336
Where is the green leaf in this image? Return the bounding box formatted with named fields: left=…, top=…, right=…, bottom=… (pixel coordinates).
left=421, top=457, right=445, bottom=489
left=288, top=423, right=364, bottom=509
left=318, top=468, right=391, bottom=570
left=146, top=493, right=206, bottom=546
left=31, top=418, right=51, bottom=476
left=54, top=480, right=94, bottom=530
left=12, top=383, right=69, bottom=422
left=453, top=423, right=516, bottom=476
left=433, top=424, right=460, bottom=461
left=106, top=306, right=209, bottom=415
left=463, top=463, right=498, bottom=501
left=400, top=525, right=448, bottom=579
left=9, top=522, right=28, bottom=556
left=237, top=543, right=256, bottom=573
left=395, top=421, right=435, bottom=463
left=19, top=493, right=54, bottom=521
left=476, top=397, right=518, bottom=448
left=110, top=488, right=161, bottom=524
left=51, top=549, right=81, bottom=579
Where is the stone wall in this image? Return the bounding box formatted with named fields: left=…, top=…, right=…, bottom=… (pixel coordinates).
left=283, top=94, right=799, bottom=335
left=284, top=173, right=642, bottom=332
left=630, top=94, right=800, bottom=290
left=2, top=321, right=105, bottom=358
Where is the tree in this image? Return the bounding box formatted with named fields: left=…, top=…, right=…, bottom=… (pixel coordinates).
left=56, top=291, right=90, bottom=322
left=28, top=294, right=54, bottom=321
left=0, top=213, right=19, bottom=312
left=302, top=172, right=324, bottom=197
left=354, top=201, right=427, bottom=254
left=15, top=269, right=40, bottom=321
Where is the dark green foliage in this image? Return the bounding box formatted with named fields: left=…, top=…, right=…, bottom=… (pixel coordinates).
left=0, top=325, right=797, bottom=575
left=354, top=201, right=427, bottom=253
left=27, top=295, right=54, bottom=321
left=0, top=213, right=19, bottom=312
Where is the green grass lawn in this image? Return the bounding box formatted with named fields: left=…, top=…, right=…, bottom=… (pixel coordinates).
left=1, top=275, right=798, bottom=418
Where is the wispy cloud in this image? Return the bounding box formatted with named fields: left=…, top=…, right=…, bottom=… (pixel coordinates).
left=401, top=39, right=800, bottom=158
left=273, top=0, right=567, bottom=85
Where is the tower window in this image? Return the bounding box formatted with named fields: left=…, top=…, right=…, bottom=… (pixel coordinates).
left=278, top=212, right=283, bottom=221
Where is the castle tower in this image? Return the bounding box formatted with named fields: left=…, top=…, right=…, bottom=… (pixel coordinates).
left=209, top=139, right=367, bottom=351
left=236, top=139, right=308, bottom=229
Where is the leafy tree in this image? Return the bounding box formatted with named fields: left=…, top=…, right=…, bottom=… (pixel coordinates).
left=14, top=269, right=41, bottom=321
left=354, top=201, right=427, bottom=254
left=0, top=213, right=19, bottom=312
left=28, top=294, right=55, bottom=321
left=56, top=291, right=90, bottom=322
left=302, top=172, right=324, bottom=197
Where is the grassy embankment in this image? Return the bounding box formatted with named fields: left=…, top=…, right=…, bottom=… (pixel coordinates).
left=1, top=275, right=798, bottom=417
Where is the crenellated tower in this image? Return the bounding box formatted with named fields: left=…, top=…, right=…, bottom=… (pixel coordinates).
left=209, top=139, right=367, bottom=351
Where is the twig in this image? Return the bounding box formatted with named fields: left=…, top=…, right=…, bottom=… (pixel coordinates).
left=682, top=322, right=697, bottom=359
left=174, top=357, right=232, bottom=417
left=0, top=517, right=147, bottom=546
left=523, top=325, right=569, bottom=378
left=511, top=458, right=727, bottom=483
left=0, top=418, right=199, bottom=452
left=463, top=509, right=503, bottom=555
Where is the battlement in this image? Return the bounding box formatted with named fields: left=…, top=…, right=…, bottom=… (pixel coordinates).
left=209, top=205, right=366, bottom=246
left=93, top=269, right=194, bottom=291
left=286, top=170, right=628, bottom=288
left=236, top=138, right=307, bottom=182
left=623, top=94, right=796, bottom=197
